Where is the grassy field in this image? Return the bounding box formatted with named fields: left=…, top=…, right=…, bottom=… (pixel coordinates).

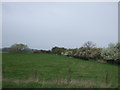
left=2, top=53, right=118, bottom=88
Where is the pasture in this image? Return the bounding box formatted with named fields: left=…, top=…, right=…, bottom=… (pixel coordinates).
left=2, top=53, right=118, bottom=88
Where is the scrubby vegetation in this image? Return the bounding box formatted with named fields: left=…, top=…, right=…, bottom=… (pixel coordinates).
left=101, top=43, right=119, bottom=64
left=51, top=42, right=119, bottom=65
left=2, top=42, right=119, bottom=65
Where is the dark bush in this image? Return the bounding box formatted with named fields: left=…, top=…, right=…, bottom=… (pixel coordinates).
left=51, top=47, right=66, bottom=55
left=33, top=50, right=51, bottom=54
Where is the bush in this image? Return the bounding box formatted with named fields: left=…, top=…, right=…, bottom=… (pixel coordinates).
left=61, top=42, right=101, bottom=60
left=73, top=42, right=99, bottom=60
left=9, top=43, right=31, bottom=53
left=51, top=47, right=66, bottom=55
left=33, top=50, right=51, bottom=53
left=101, top=43, right=119, bottom=64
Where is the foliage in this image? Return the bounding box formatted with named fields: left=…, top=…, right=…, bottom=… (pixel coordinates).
left=9, top=43, right=31, bottom=53
left=81, top=41, right=96, bottom=59
left=33, top=50, right=51, bottom=53
left=74, top=47, right=101, bottom=60
left=61, top=41, right=101, bottom=60
left=61, top=42, right=119, bottom=64
left=3, top=42, right=119, bottom=64
left=51, top=47, right=66, bottom=55
left=101, top=43, right=119, bottom=62
left=62, top=41, right=98, bottom=60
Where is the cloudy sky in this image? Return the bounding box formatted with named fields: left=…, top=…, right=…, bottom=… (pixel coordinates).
left=2, top=2, right=118, bottom=50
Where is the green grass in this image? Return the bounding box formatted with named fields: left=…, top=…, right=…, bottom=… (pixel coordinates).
left=2, top=53, right=118, bottom=88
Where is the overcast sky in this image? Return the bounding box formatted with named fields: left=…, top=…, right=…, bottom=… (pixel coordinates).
left=2, top=2, right=118, bottom=50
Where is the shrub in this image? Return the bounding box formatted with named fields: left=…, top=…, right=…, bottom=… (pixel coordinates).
left=51, top=47, right=66, bottom=55
left=9, top=43, right=31, bottom=53
left=61, top=42, right=101, bottom=60
left=33, top=50, right=51, bottom=53
left=74, top=41, right=98, bottom=60
left=101, top=43, right=119, bottom=64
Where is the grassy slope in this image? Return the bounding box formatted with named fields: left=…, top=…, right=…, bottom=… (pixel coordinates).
left=2, top=53, right=118, bottom=88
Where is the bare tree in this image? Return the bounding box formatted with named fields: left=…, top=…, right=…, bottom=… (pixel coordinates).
left=83, top=41, right=96, bottom=49
left=82, top=41, right=96, bottom=59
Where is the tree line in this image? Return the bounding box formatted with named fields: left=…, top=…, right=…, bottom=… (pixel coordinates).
left=2, top=41, right=120, bottom=65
